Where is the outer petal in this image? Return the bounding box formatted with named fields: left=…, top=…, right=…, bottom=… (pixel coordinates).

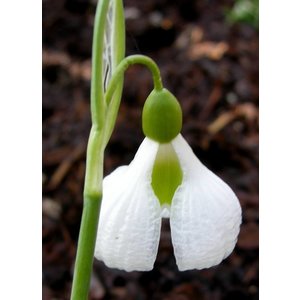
left=170, top=134, right=242, bottom=271
left=94, top=138, right=162, bottom=271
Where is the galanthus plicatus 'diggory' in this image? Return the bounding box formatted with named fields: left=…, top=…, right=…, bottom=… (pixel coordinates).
left=94, top=88, right=242, bottom=271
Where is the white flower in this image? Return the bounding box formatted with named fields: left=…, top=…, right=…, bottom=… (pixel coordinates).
left=94, top=134, right=242, bottom=271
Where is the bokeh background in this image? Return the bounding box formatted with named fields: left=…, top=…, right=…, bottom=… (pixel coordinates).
left=43, top=0, right=258, bottom=299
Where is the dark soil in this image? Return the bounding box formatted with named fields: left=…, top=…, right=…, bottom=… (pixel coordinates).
left=43, top=0, right=258, bottom=299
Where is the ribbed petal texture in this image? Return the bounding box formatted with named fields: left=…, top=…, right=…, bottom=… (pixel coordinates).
left=94, top=138, right=162, bottom=271
left=170, top=134, right=242, bottom=271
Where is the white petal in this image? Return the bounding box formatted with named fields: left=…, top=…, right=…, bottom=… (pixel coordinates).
left=94, top=138, right=162, bottom=271
left=170, top=134, right=242, bottom=271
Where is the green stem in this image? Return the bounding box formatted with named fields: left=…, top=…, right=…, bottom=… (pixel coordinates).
left=70, top=193, right=102, bottom=300
left=70, top=129, right=104, bottom=300
left=106, top=55, right=163, bottom=105
left=70, top=0, right=110, bottom=298
left=103, top=55, right=163, bottom=144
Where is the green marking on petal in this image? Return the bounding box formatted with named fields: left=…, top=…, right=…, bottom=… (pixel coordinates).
left=151, top=143, right=183, bottom=206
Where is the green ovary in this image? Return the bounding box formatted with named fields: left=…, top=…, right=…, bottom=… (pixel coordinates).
left=151, top=143, right=183, bottom=206
left=142, top=89, right=182, bottom=143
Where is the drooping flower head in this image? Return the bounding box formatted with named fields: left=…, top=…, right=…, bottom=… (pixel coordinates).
left=94, top=88, right=242, bottom=271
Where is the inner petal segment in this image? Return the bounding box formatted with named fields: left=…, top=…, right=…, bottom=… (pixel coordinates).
left=151, top=143, right=183, bottom=209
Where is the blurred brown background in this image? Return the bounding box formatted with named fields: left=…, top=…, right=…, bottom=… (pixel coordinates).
left=43, top=0, right=258, bottom=299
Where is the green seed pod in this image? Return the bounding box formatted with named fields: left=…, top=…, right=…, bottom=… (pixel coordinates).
left=142, top=88, right=182, bottom=143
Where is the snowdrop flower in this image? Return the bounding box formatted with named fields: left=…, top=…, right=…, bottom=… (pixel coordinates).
left=94, top=89, right=242, bottom=271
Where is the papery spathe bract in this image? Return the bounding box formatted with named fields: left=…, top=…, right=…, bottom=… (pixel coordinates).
left=94, top=134, right=242, bottom=271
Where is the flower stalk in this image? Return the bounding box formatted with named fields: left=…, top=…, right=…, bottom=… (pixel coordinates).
left=103, top=54, right=163, bottom=145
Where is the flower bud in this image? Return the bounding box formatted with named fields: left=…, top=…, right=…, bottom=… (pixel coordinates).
left=142, top=88, right=182, bottom=143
